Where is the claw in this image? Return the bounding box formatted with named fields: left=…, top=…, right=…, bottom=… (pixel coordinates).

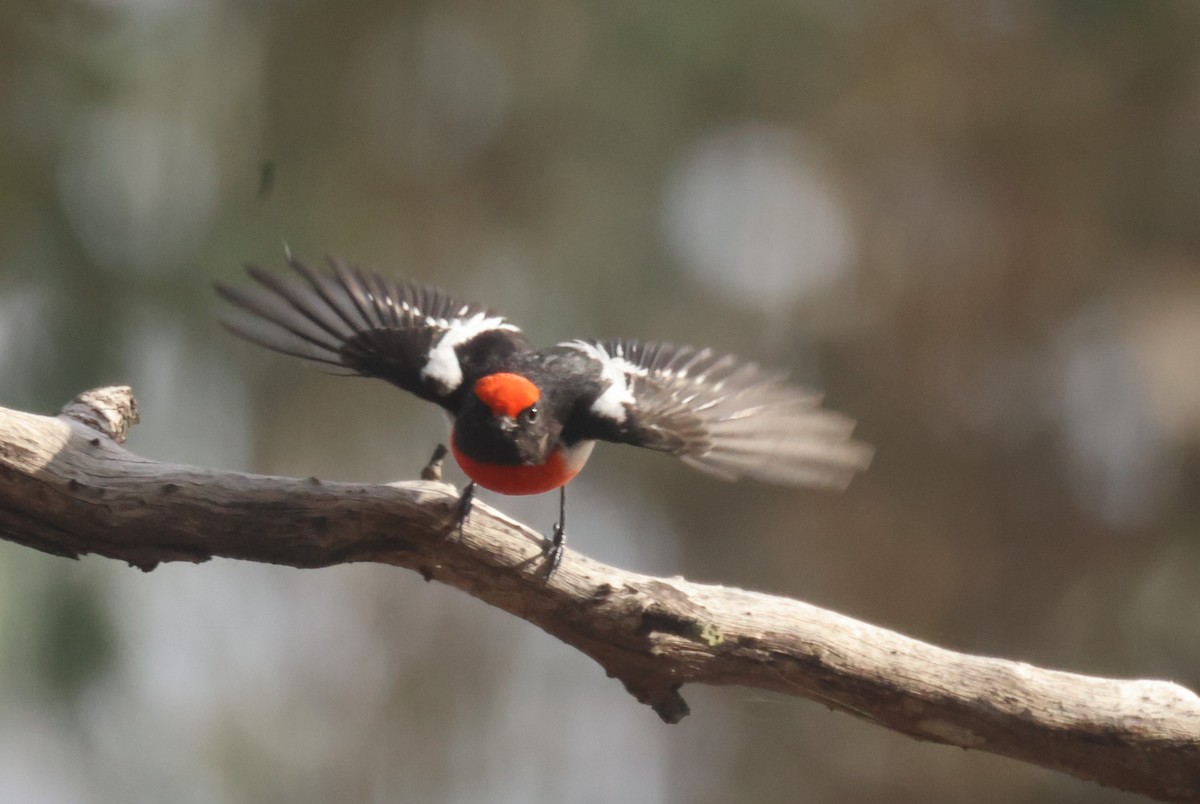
left=542, top=485, right=567, bottom=575
left=453, top=481, right=476, bottom=541
left=421, top=443, right=448, bottom=481
left=543, top=521, right=565, bottom=575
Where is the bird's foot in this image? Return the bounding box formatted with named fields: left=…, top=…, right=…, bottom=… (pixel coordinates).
left=543, top=521, right=565, bottom=576
left=451, top=481, right=475, bottom=541
left=421, top=443, right=448, bottom=481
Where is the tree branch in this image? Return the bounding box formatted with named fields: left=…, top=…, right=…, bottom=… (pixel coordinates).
left=1, top=388, right=1198, bottom=801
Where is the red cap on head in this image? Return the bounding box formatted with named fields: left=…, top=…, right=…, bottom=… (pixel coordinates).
left=473, top=373, right=540, bottom=418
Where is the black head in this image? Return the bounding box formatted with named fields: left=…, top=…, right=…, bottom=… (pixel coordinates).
left=453, top=372, right=558, bottom=466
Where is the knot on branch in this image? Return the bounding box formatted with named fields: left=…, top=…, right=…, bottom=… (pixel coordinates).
left=621, top=677, right=690, bottom=724
left=60, top=386, right=140, bottom=443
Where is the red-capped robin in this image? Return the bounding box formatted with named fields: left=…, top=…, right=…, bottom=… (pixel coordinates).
left=216, top=257, right=872, bottom=572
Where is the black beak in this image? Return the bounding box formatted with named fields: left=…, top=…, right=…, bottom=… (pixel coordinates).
left=497, top=415, right=517, bottom=433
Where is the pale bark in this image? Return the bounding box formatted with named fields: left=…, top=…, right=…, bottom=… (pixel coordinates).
left=0, top=387, right=1197, bottom=801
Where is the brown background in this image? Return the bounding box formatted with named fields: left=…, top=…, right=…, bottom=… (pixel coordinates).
left=1, top=1, right=1198, bottom=801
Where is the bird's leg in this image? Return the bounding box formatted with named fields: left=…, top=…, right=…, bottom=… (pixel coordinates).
left=454, top=481, right=476, bottom=541
left=545, top=485, right=566, bottom=574
left=421, top=443, right=448, bottom=481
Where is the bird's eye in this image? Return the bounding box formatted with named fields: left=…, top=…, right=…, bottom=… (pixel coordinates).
left=524, top=405, right=539, bottom=422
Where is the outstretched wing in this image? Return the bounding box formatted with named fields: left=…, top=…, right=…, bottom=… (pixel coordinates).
left=216, top=257, right=528, bottom=410
left=562, top=340, right=872, bottom=489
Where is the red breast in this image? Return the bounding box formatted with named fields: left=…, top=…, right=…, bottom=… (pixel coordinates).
left=450, top=434, right=595, bottom=496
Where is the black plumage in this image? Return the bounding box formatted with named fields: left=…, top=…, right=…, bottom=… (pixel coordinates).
left=216, top=257, right=871, bottom=487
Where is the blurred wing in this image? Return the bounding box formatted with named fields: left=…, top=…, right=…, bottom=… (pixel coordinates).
left=216, top=257, right=528, bottom=409
left=565, top=340, right=872, bottom=489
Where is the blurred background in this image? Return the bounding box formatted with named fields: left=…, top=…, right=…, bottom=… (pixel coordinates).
left=2, top=0, right=1199, bottom=801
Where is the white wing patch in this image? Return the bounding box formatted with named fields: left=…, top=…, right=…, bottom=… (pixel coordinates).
left=421, top=312, right=519, bottom=392
left=566, top=340, right=647, bottom=422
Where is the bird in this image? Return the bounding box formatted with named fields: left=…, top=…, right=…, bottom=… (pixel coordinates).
left=215, top=256, right=872, bottom=572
